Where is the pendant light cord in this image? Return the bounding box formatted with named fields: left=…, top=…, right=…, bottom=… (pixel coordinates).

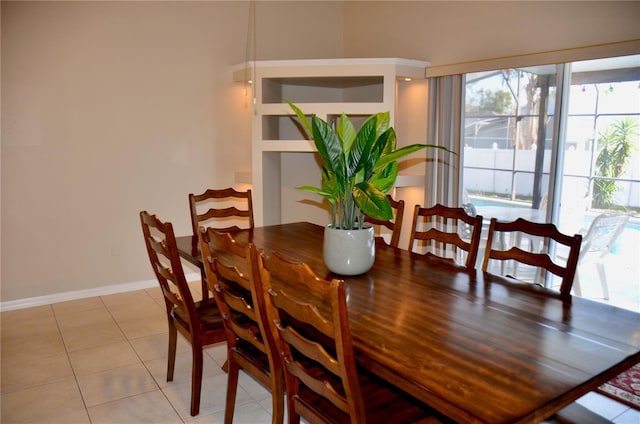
left=244, top=0, right=257, bottom=108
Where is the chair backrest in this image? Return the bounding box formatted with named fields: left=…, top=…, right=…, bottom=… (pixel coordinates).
left=199, top=227, right=281, bottom=390
left=250, top=247, right=366, bottom=424
left=482, top=217, right=582, bottom=297
left=189, top=188, right=254, bottom=238
left=364, top=194, right=405, bottom=248
left=408, top=203, right=483, bottom=269
left=580, top=213, right=631, bottom=259
left=140, top=211, right=198, bottom=332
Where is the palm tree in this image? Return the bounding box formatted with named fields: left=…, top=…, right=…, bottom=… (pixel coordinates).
left=593, top=118, right=639, bottom=208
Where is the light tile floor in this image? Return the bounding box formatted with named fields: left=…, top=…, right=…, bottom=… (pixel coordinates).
left=1, top=282, right=639, bottom=423
left=1, top=283, right=273, bottom=423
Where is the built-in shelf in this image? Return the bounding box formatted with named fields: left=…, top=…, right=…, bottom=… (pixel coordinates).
left=232, top=58, right=431, bottom=247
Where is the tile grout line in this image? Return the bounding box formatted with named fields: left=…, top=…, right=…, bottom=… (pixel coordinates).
left=108, top=289, right=188, bottom=423
left=50, top=302, right=93, bottom=422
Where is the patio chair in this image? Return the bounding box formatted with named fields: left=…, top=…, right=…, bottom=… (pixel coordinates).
left=571, top=213, right=632, bottom=300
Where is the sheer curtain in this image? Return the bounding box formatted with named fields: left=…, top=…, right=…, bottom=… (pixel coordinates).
left=425, top=75, right=463, bottom=208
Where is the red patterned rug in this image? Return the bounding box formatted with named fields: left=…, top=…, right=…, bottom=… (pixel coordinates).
left=596, top=363, right=640, bottom=410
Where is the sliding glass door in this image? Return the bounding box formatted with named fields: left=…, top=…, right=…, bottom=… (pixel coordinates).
left=462, top=66, right=559, bottom=221
left=559, top=55, right=639, bottom=310
left=460, top=54, right=639, bottom=310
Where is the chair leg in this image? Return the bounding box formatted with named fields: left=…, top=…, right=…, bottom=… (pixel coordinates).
left=167, top=321, right=177, bottom=382
left=287, top=397, right=301, bottom=424
left=271, top=377, right=285, bottom=424
left=224, top=355, right=239, bottom=424
left=200, top=269, right=209, bottom=301
left=596, top=261, right=609, bottom=300
left=190, top=346, right=204, bottom=416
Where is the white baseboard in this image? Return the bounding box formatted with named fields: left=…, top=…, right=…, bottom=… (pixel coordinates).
left=0, top=272, right=200, bottom=312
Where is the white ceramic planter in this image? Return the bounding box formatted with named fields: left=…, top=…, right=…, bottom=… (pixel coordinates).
left=323, top=225, right=375, bottom=275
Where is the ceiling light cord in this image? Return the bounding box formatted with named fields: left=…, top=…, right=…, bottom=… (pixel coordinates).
left=244, top=0, right=257, bottom=109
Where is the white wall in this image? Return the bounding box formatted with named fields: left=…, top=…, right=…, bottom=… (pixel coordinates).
left=1, top=1, right=344, bottom=302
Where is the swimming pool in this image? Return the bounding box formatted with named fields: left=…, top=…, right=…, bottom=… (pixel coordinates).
left=469, top=196, right=639, bottom=254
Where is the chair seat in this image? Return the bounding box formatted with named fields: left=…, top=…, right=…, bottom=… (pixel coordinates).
left=293, top=366, right=446, bottom=424
left=172, top=299, right=226, bottom=335
left=231, top=338, right=272, bottom=379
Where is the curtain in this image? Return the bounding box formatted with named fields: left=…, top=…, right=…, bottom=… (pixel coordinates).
left=425, top=75, right=463, bottom=208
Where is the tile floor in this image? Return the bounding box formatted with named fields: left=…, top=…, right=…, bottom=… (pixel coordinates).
left=1, top=282, right=639, bottom=423
left=1, top=283, right=274, bottom=423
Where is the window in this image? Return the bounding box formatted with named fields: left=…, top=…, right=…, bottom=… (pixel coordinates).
left=460, top=55, right=639, bottom=310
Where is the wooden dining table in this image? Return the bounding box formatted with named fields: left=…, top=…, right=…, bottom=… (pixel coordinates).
left=176, top=221, right=640, bottom=424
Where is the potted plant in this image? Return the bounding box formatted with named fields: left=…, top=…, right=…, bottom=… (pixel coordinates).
left=288, top=101, right=447, bottom=275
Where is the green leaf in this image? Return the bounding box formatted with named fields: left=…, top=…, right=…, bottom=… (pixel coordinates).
left=286, top=100, right=312, bottom=137
left=297, top=185, right=335, bottom=200
left=366, top=127, right=394, bottom=178
left=348, top=115, right=378, bottom=179
left=321, top=170, right=340, bottom=204
left=373, top=111, right=390, bottom=138
left=353, top=182, right=393, bottom=221
left=336, top=114, right=356, bottom=156
left=373, top=143, right=449, bottom=173
left=370, top=162, right=398, bottom=193
left=312, top=116, right=346, bottom=188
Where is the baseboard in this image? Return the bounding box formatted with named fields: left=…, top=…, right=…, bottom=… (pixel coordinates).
left=0, top=272, right=200, bottom=312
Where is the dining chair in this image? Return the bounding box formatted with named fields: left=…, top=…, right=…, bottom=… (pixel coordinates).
left=199, top=227, right=284, bottom=424
left=364, top=194, right=405, bottom=248
left=482, top=217, right=582, bottom=297
left=569, top=212, right=631, bottom=300
left=409, top=203, right=484, bottom=270
left=249, top=247, right=445, bottom=424
left=139, top=211, right=226, bottom=416
left=188, top=187, right=254, bottom=299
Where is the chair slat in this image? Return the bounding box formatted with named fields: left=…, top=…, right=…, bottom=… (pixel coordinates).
left=409, top=203, right=483, bottom=270
left=482, top=217, right=582, bottom=297
left=189, top=188, right=254, bottom=300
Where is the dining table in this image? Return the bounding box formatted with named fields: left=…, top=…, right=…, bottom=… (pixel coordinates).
left=176, top=221, right=640, bottom=424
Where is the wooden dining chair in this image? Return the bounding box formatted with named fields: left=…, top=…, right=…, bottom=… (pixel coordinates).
left=188, top=187, right=254, bottom=299
left=249, top=247, right=445, bottom=424
left=189, top=187, right=254, bottom=235
left=364, top=194, right=405, bottom=248
left=139, top=211, right=226, bottom=416
left=482, top=217, right=582, bottom=297
left=199, top=227, right=284, bottom=424
left=408, top=203, right=484, bottom=270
